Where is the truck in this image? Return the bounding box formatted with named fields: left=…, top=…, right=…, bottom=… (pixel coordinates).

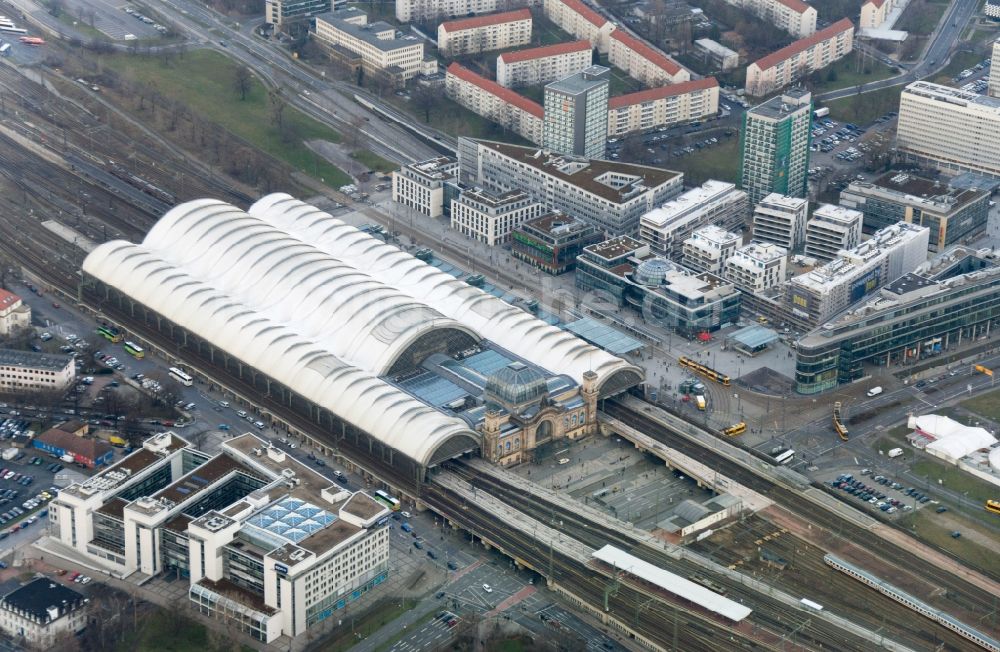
left=1, top=448, right=17, bottom=461
left=60, top=453, right=75, bottom=464
left=866, top=386, right=883, bottom=397
left=813, top=107, right=830, bottom=119
left=695, top=395, right=706, bottom=411
left=108, top=436, right=127, bottom=448
left=888, top=447, right=903, bottom=458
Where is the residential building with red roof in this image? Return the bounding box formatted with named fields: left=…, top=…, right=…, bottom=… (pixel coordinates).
left=497, top=40, right=592, bottom=87
left=860, top=0, right=895, bottom=29
left=437, top=9, right=532, bottom=57
left=445, top=63, right=544, bottom=144
left=745, top=18, right=854, bottom=96
left=396, top=0, right=536, bottom=23
left=608, top=30, right=690, bottom=86
left=607, top=77, right=719, bottom=136
left=0, top=288, right=29, bottom=336
left=722, top=0, right=816, bottom=37
left=543, top=0, right=616, bottom=53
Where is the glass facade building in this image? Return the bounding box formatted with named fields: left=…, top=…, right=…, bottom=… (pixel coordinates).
left=739, top=88, right=812, bottom=209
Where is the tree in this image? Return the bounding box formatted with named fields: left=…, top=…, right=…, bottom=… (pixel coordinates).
left=826, top=68, right=839, bottom=83
left=233, top=66, right=252, bottom=101
left=411, top=84, right=438, bottom=123
left=592, top=47, right=600, bottom=65
left=269, top=90, right=286, bottom=129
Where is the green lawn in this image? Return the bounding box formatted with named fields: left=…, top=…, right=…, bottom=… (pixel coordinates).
left=352, top=149, right=397, bottom=174
left=928, top=48, right=987, bottom=84
left=664, top=133, right=741, bottom=185
left=960, top=387, right=1000, bottom=421
left=106, top=49, right=350, bottom=187
left=118, top=611, right=208, bottom=652
left=899, top=509, right=996, bottom=573
left=910, top=457, right=998, bottom=504
left=895, top=0, right=949, bottom=35
left=320, top=599, right=417, bottom=652
left=596, top=54, right=643, bottom=95
left=807, top=54, right=899, bottom=94
left=387, top=94, right=532, bottom=145
left=824, top=86, right=902, bottom=126
left=532, top=12, right=573, bottom=47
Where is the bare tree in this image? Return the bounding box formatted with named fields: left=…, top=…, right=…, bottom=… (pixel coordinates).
left=233, top=66, right=252, bottom=101
left=411, top=84, right=439, bottom=124
left=269, top=89, right=286, bottom=129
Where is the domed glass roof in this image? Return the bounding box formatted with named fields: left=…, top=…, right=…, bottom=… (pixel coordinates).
left=634, top=258, right=674, bottom=286
left=485, top=362, right=547, bottom=408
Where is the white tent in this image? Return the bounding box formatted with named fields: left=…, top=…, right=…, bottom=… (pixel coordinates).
left=910, top=414, right=996, bottom=464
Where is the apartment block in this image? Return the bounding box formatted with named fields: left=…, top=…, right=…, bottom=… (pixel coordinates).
left=0, top=349, right=75, bottom=394
left=694, top=38, right=739, bottom=70
left=313, top=9, right=434, bottom=82
left=497, top=40, right=592, bottom=87
left=395, top=0, right=537, bottom=23
left=511, top=212, right=602, bottom=274
left=739, top=88, right=812, bottom=209
left=745, top=19, right=854, bottom=97
left=725, top=242, right=787, bottom=293
left=607, top=77, right=719, bottom=137
left=786, top=221, right=929, bottom=326
left=804, top=204, right=863, bottom=262
left=990, top=38, right=1000, bottom=98
left=752, top=194, right=808, bottom=251
left=266, top=0, right=331, bottom=26
left=543, top=0, right=616, bottom=53
left=437, top=9, right=532, bottom=57
left=682, top=225, right=741, bottom=274
left=897, top=81, right=1000, bottom=179
left=639, top=180, right=749, bottom=259
left=458, top=137, right=683, bottom=235
left=0, top=289, right=30, bottom=336
left=839, top=171, right=991, bottom=252
left=860, top=0, right=894, bottom=29
left=392, top=156, right=459, bottom=218
left=721, top=0, right=816, bottom=37
left=50, top=432, right=392, bottom=643
left=451, top=188, right=545, bottom=245
left=446, top=63, right=544, bottom=144
left=608, top=30, right=690, bottom=86
left=544, top=66, right=610, bottom=159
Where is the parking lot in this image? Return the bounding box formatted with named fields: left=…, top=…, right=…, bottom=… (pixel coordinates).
left=822, top=468, right=940, bottom=519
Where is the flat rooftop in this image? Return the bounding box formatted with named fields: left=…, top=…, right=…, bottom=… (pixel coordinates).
left=857, top=171, right=989, bottom=213
left=0, top=348, right=72, bottom=371
left=586, top=236, right=644, bottom=260
left=746, top=88, right=811, bottom=120
left=153, top=453, right=259, bottom=507
left=225, top=434, right=338, bottom=506
left=545, top=65, right=610, bottom=96
left=314, top=10, right=420, bottom=52
left=341, top=492, right=383, bottom=521
left=299, top=518, right=362, bottom=555
left=197, top=578, right=278, bottom=616
left=642, top=181, right=741, bottom=228
left=475, top=140, right=681, bottom=204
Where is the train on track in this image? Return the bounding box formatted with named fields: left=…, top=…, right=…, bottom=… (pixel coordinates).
left=107, top=159, right=175, bottom=205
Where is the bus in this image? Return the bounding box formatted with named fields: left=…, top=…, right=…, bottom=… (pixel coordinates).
left=678, top=356, right=731, bottom=387
left=374, top=490, right=400, bottom=511
left=774, top=449, right=795, bottom=465
left=97, top=326, right=123, bottom=343
left=800, top=598, right=824, bottom=611
left=986, top=499, right=1000, bottom=515
left=721, top=422, right=747, bottom=437
left=169, top=367, right=193, bottom=387
left=0, top=26, right=27, bottom=34
left=123, top=341, right=144, bottom=359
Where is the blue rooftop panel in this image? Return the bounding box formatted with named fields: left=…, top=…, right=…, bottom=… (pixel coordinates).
left=563, top=318, right=643, bottom=355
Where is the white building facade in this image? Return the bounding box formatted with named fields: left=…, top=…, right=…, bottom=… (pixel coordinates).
left=313, top=9, right=433, bottom=82
left=682, top=225, right=741, bottom=274
left=639, top=180, right=750, bottom=259
left=608, top=30, right=690, bottom=86
left=0, top=289, right=30, bottom=336
left=745, top=19, right=854, bottom=97
left=752, top=194, right=809, bottom=251
left=392, top=156, right=459, bottom=218
left=0, top=349, right=75, bottom=394
left=805, top=203, right=863, bottom=262
left=437, top=9, right=532, bottom=56
left=497, top=40, right=592, bottom=88
left=607, top=77, right=719, bottom=137
left=721, top=0, right=816, bottom=37
left=543, top=0, right=616, bottom=53
left=451, top=188, right=545, bottom=245
left=725, top=242, right=787, bottom=292
left=0, top=580, right=87, bottom=648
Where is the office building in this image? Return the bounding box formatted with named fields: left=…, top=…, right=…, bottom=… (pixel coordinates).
left=682, top=225, right=741, bottom=274
left=543, top=66, right=611, bottom=159
left=639, top=180, right=749, bottom=259
left=543, top=0, right=616, bottom=53
left=0, top=579, right=87, bottom=647
left=785, top=221, right=929, bottom=327
left=752, top=194, right=808, bottom=251
left=395, top=0, right=536, bottom=23
left=511, top=212, right=602, bottom=274
left=607, top=77, right=719, bottom=137
left=694, top=38, right=739, bottom=71
left=576, top=237, right=741, bottom=336
left=804, top=204, right=863, bottom=262
left=839, top=171, right=991, bottom=252
left=266, top=0, right=331, bottom=26
left=721, top=0, right=816, bottom=37
left=608, top=30, right=690, bottom=86
left=725, top=242, right=787, bottom=293
left=50, top=432, right=393, bottom=643
left=0, top=349, right=75, bottom=394
left=795, top=246, right=1000, bottom=393
left=458, top=137, right=682, bottom=235
left=0, top=288, right=30, bottom=336
left=497, top=40, right=592, bottom=88
left=990, top=38, right=1000, bottom=98
left=450, top=188, right=545, bottom=245
left=860, top=0, right=895, bottom=29
left=437, top=9, right=532, bottom=57
left=312, top=9, right=435, bottom=83
left=446, top=63, right=544, bottom=144
left=745, top=19, right=854, bottom=96
left=392, top=156, right=459, bottom=218
left=897, top=81, right=1000, bottom=179
left=739, top=88, right=812, bottom=209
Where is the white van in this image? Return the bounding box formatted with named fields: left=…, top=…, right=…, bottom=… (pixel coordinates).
left=237, top=410, right=248, bottom=418
left=219, top=401, right=230, bottom=408
left=254, top=421, right=265, bottom=429
left=866, top=386, right=883, bottom=397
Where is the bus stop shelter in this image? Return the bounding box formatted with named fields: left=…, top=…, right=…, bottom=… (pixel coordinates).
left=726, top=325, right=778, bottom=356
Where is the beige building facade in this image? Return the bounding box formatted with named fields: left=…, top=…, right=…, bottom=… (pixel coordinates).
left=608, top=30, right=690, bottom=86
left=722, top=0, right=816, bottom=37
left=859, top=0, right=893, bottom=29
left=396, top=0, right=537, bottom=23
left=313, top=9, right=434, bottom=82
left=450, top=188, right=545, bottom=245
left=446, top=63, right=544, bottom=144
left=437, top=9, right=532, bottom=57
left=0, top=289, right=30, bottom=336
left=543, top=0, right=616, bottom=53
left=0, top=349, right=75, bottom=394
left=607, top=77, right=718, bottom=136
left=497, top=40, right=592, bottom=87
left=745, top=18, right=854, bottom=96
